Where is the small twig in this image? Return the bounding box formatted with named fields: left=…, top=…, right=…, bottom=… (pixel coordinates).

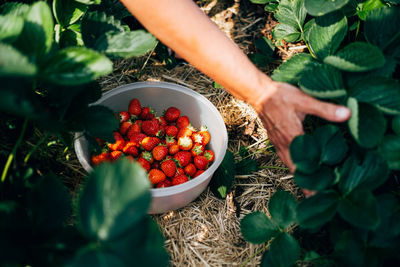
left=288, top=45, right=307, bottom=51
left=139, top=42, right=158, bottom=73
left=260, top=165, right=289, bottom=171
left=241, top=17, right=263, bottom=31
left=24, top=133, right=50, bottom=164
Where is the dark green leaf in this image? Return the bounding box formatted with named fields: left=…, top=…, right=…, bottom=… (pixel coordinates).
left=0, top=2, right=30, bottom=16
left=0, top=14, right=24, bottom=43
left=81, top=105, right=119, bottom=142
left=364, top=6, right=400, bottom=52
left=255, top=37, right=275, bottom=56
left=240, top=212, right=279, bottom=244
left=15, top=1, right=54, bottom=63
left=77, top=158, right=151, bottom=241
left=250, top=0, right=273, bottom=3
left=81, top=11, right=124, bottom=48
left=275, top=0, right=307, bottom=30
left=70, top=248, right=126, bottom=267
left=290, top=134, right=320, bottom=174
left=349, top=76, right=400, bottom=115
left=94, top=30, right=157, bottom=58
left=393, top=115, right=400, bottom=135
left=314, top=125, right=348, bottom=165
left=249, top=53, right=272, bottom=67
left=109, top=217, right=169, bottom=266
left=28, top=173, right=71, bottom=234
left=338, top=152, right=389, bottom=194
left=268, top=233, right=301, bottom=267
left=303, top=250, right=320, bottom=261
left=269, top=190, right=297, bottom=228
left=324, top=42, right=385, bottom=72
left=378, top=135, right=400, bottom=170
left=356, top=0, right=385, bottom=20
left=338, top=189, right=380, bottom=229
left=235, top=158, right=259, bottom=175
left=272, top=23, right=301, bottom=43
left=297, top=190, right=339, bottom=228
left=53, top=0, right=88, bottom=28
left=295, top=166, right=335, bottom=191
left=59, top=28, right=84, bottom=47
left=308, top=11, right=348, bottom=59
left=271, top=53, right=316, bottom=85
left=305, top=0, right=350, bottom=16
left=210, top=150, right=236, bottom=199
left=265, top=3, right=279, bottom=12
left=302, top=18, right=314, bottom=41
left=299, top=63, right=346, bottom=99
left=334, top=231, right=366, bottom=267
left=0, top=43, right=37, bottom=76
left=41, top=47, right=113, bottom=85
left=347, top=98, right=387, bottom=148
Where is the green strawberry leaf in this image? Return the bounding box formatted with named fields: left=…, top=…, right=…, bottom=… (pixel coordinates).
left=0, top=43, right=37, bottom=77
left=338, top=189, right=380, bottom=230
left=0, top=14, right=24, bottom=43
left=275, top=0, right=307, bottom=30
left=271, top=53, right=317, bottom=85
left=41, top=47, right=113, bottom=85
left=240, top=212, right=279, bottom=244
left=314, top=125, right=348, bottom=165
left=210, top=150, right=235, bottom=199
left=272, top=23, right=301, bottom=43
left=347, top=98, right=387, bottom=148
left=356, top=0, right=385, bottom=20
left=349, top=76, right=400, bottom=115
left=392, top=115, right=400, bottom=135
left=77, top=158, right=151, bottom=241
left=255, top=37, right=275, bottom=56
left=308, top=11, right=348, bottom=59
left=268, top=190, right=297, bottom=229
left=299, top=63, right=346, bottom=99
left=53, top=0, right=88, bottom=28
left=295, top=166, right=335, bottom=191
left=250, top=0, right=273, bottom=4
left=338, top=152, right=389, bottom=195
left=266, top=233, right=301, bottom=267
left=0, top=2, right=30, bottom=16
left=305, top=0, right=350, bottom=16
left=70, top=248, right=127, bottom=267
left=296, top=190, right=339, bottom=229
left=324, top=42, right=385, bottom=72
left=235, top=158, right=259, bottom=175
left=290, top=134, right=320, bottom=174
left=80, top=105, right=119, bottom=142
left=378, top=135, right=400, bottom=170
left=94, top=30, right=157, bottom=58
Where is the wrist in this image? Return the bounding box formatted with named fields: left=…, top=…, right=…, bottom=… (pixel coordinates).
left=246, top=72, right=278, bottom=114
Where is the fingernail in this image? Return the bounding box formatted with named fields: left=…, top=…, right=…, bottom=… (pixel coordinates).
left=336, top=107, right=350, bottom=119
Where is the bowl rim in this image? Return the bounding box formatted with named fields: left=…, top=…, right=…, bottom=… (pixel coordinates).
left=74, top=81, right=228, bottom=197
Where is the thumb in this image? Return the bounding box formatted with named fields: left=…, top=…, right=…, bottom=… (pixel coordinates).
left=299, top=95, right=351, bottom=122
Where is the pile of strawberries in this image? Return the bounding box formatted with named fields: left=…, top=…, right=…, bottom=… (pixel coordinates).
left=91, top=98, right=215, bottom=188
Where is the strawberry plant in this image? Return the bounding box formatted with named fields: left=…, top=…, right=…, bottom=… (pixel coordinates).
left=241, top=0, right=400, bottom=265
left=0, top=0, right=165, bottom=266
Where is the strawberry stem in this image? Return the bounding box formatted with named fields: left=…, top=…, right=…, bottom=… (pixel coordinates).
left=24, top=132, right=50, bottom=164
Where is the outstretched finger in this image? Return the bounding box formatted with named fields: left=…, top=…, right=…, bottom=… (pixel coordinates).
left=298, top=95, right=351, bottom=122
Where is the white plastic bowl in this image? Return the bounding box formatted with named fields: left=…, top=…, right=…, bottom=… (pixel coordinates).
left=74, top=82, right=228, bottom=214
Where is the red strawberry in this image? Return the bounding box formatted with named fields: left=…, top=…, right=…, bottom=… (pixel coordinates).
left=175, top=167, right=184, bottom=176
left=122, top=142, right=139, bottom=157
left=165, top=125, right=179, bottom=137
left=172, top=174, right=189, bottom=186
left=140, top=151, right=154, bottom=164
left=168, top=144, right=180, bottom=155
left=174, top=151, right=192, bottom=167
left=120, top=121, right=133, bottom=135
left=141, top=136, right=160, bottom=151
left=128, top=98, right=142, bottom=116
left=91, top=151, right=110, bottom=165
left=177, top=127, right=193, bottom=139
left=198, top=126, right=211, bottom=145
left=107, top=132, right=125, bottom=151
left=119, top=111, right=130, bottom=123
left=110, top=150, right=123, bottom=161
left=128, top=132, right=146, bottom=146
left=140, top=107, right=155, bottom=120
left=161, top=159, right=177, bottom=177
left=142, top=120, right=159, bottom=136
left=95, top=138, right=104, bottom=147
left=184, top=163, right=197, bottom=177
left=176, top=116, right=190, bottom=129
left=178, top=136, right=193, bottom=151
left=151, top=161, right=161, bottom=170
left=204, top=150, right=215, bottom=162
left=191, top=143, right=205, bottom=157
left=157, top=125, right=166, bottom=138
left=127, top=123, right=141, bottom=136
left=164, top=107, right=180, bottom=122
left=137, top=157, right=151, bottom=171
left=194, top=155, right=208, bottom=170
left=156, top=179, right=172, bottom=188
left=165, top=135, right=176, bottom=148
left=155, top=116, right=167, bottom=126
left=149, top=169, right=166, bottom=184
left=194, top=170, right=205, bottom=178
left=152, top=145, right=168, bottom=161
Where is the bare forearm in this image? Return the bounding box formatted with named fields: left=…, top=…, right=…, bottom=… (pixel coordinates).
left=120, top=0, right=275, bottom=110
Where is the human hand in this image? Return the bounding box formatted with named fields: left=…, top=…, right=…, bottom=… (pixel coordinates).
left=250, top=81, right=351, bottom=173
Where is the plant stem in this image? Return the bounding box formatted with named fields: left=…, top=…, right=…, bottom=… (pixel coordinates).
left=355, top=20, right=361, bottom=39
left=24, top=133, right=50, bottom=164
left=240, top=245, right=268, bottom=267
left=1, top=118, right=29, bottom=182
left=305, top=41, right=317, bottom=59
